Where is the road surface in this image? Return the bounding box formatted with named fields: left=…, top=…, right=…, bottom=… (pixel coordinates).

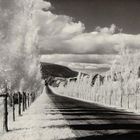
left=1, top=86, right=140, bottom=140
left=47, top=86, right=140, bottom=140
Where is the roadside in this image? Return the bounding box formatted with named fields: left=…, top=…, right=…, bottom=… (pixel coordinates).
left=0, top=88, right=75, bottom=140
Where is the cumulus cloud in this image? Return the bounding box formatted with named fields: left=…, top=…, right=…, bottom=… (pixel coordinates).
left=37, top=11, right=85, bottom=37
left=38, top=12, right=140, bottom=55
left=36, top=9, right=85, bottom=54
left=34, top=0, right=51, bottom=10
left=36, top=0, right=140, bottom=72
left=95, top=24, right=118, bottom=34
left=68, top=33, right=140, bottom=54
left=1, top=0, right=140, bottom=73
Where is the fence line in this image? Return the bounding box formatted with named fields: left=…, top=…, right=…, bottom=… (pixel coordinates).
left=54, top=78, right=140, bottom=112
left=0, top=88, right=43, bottom=133
left=0, top=94, right=8, bottom=132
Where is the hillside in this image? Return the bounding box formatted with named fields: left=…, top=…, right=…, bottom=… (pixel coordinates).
left=40, top=62, right=78, bottom=79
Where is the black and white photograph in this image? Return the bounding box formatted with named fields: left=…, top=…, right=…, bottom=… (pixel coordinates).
left=0, top=0, right=140, bottom=139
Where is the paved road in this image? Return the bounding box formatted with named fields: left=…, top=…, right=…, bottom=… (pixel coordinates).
left=47, top=86, right=140, bottom=140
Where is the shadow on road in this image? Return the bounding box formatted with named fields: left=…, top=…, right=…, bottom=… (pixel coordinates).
left=46, top=86, right=140, bottom=140
left=62, top=132, right=140, bottom=140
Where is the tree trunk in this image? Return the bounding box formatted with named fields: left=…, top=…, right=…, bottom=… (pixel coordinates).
left=27, top=93, right=30, bottom=107
left=22, top=93, right=25, bottom=112
left=25, top=92, right=27, bottom=110
left=18, top=92, right=21, bottom=116
left=3, top=94, right=8, bottom=132
left=12, top=94, right=15, bottom=121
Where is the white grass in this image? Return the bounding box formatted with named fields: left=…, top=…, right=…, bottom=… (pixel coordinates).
left=0, top=88, right=75, bottom=140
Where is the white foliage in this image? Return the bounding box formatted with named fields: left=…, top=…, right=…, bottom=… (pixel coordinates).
left=0, top=0, right=43, bottom=94
left=55, top=47, right=140, bottom=112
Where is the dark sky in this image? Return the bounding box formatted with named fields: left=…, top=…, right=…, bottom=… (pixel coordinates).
left=46, top=0, right=140, bottom=34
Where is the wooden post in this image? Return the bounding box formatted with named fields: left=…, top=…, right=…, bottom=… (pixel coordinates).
left=135, top=93, right=138, bottom=110
left=18, top=92, right=21, bottom=116
left=110, top=93, right=113, bottom=105
left=3, top=94, right=8, bottom=132
left=24, top=92, right=27, bottom=110
left=105, top=91, right=107, bottom=104
left=34, top=92, right=35, bottom=102
left=120, top=80, right=124, bottom=108
left=12, top=93, right=15, bottom=121
left=27, top=93, right=30, bottom=107
left=31, top=92, right=35, bottom=102
left=22, top=92, right=25, bottom=112
left=120, top=93, right=123, bottom=107
left=30, top=93, right=32, bottom=103
left=128, top=94, right=130, bottom=109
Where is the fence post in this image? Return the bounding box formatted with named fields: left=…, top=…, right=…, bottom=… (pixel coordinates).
left=22, top=92, right=25, bottom=112
left=31, top=92, right=35, bottom=103
left=3, top=94, right=8, bottom=132
left=30, top=93, right=32, bottom=103
left=24, top=92, right=27, bottom=110
left=135, top=93, right=138, bottom=110
left=34, top=92, right=36, bottom=101
left=27, top=93, right=30, bottom=107
left=18, top=92, right=21, bottom=116
left=127, top=94, right=130, bottom=109
left=12, top=93, right=15, bottom=121
left=105, top=91, right=107, bottom=104
left=110, top=92, right=113, bottom=105
left=120, top=81, right=123, bottom=107
left=120, top=92, right=123, bottom=107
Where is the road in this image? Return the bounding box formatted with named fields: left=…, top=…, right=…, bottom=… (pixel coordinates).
left=1, top=86, right=140, bottom=140
left=47, top=86, right=140, bottom=140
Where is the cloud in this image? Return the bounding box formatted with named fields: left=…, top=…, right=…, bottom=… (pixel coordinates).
left=95, top=24, right=119, bottom=34
left=1, top=0, right=140, bottom=73
left=38, top=13, right=140, bottom=55
left=40, top=54, right=116, bottom=65
left=36, top=9, right=85, bottom=54
left=40, top=54, right=113, bottom=73
left=37, top=11, right=85, bottom=37
left=69, top=62, right=110, bottom=73
left=34, top=0, right=51, bottom=10
left=53, top=61, right=110, bottom=73
left=35, top=0, right=140, bottom=72
left=65, top=32, right=119, bottom=54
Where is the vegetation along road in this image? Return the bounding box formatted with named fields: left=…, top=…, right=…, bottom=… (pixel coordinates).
left=47, top=86, right=140, bottom=140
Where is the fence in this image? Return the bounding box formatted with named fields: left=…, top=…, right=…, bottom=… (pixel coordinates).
left=53, top=76, right=140, bottom=112
left=0, top=91, right=40, bottom=133
left=0, top=94, right=8, bottom=133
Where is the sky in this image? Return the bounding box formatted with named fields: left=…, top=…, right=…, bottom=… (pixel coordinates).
left=46, top=0, right=140, bottom=34
left=39, top=0, right=140, bottom=73
left=1, top=0, right=140, bottom=74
